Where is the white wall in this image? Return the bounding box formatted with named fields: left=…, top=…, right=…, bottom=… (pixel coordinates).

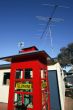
left=48, top=63, right=65, bottom=110
left=0, top=69, right=10, bottom=103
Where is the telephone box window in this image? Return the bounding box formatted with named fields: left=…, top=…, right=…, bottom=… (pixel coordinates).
left=16, top=70, right=23, bottom=79
left=25, top=69, right=33, bottom=79
left=14, top=94, right=22, bottom=106
left=3, top=72, right=10, bottom=85
left=24, top=95, right=33, bottom=108
left=41, top=70, right=46, bottom=78
left=14, top=94, right=33, bottom=109
left=42, top=104, right=48, bottom=110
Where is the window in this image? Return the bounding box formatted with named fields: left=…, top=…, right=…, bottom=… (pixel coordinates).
left=41, top=70, right=46, bottom=78
left=24, top=95, right=33, bottom=108
left=14, top=94, right=22, bottom=106
left=25, top=69, right=33, bottom=79
left=15, top=69, right=33, bottom=79
left=14, top=93, right=33, bottom=108
left=3, top=72, right=10, bottom=85
left=16, top=69, right=23, bottom=79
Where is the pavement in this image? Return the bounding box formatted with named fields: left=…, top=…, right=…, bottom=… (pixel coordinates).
left=65, top=97, right=73, bottom=110
left=65, top=88, right=73, bottom=110
left=0, top=103, right=7, bottom=110
left=0, top=96, right=73, bottom=110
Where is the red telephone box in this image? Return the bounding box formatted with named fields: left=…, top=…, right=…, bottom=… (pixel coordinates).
left=0, top=46, right=51, bottom=110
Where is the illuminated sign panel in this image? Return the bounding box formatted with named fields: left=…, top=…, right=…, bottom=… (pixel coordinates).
left=16, top=83, right=32, bottom=90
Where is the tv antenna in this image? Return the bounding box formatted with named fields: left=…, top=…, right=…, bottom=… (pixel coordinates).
left=40, top=3, right=69, bottom=39
left=46, top=25, right=54, bottom=52
left=40, top=4, right=58, bottom=39
left=36, top=15, right=64, bottom=51
left=18, top=41, right=24, bottom=50
left=42, top=3, right=69, bottom=8
left=36, top=16, right=64, bottom=23
left=36, top=3, right=69, bottom=52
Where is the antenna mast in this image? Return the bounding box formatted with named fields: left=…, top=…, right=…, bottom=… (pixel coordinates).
left=41, top=3, right=69, bottom=39
left=18, top=41, right=24, bottom=50
left=40, top=5, right=58, bottom=39
left=48, top=26, right=54, bottom=52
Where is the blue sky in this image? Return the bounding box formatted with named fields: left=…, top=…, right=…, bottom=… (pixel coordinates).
left=0, top=0, right=73, bottom=64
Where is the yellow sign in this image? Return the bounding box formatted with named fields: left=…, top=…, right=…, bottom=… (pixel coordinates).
left=42, top=82, right=47, bottom=88
left=16, top=83, right=32, bottom=90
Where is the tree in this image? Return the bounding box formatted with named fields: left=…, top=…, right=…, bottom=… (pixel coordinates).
left=57, top=42, right=73, bottom=67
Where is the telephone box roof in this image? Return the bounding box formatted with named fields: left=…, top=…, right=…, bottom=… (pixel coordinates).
left=0, top=46, right=53, bottom=64
left=0, top=50, right=52, bottom=64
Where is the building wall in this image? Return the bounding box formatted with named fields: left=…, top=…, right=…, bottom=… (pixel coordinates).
left=0, top=69, right=10, bottom=103
left=48, top=63, right=65, bottom=110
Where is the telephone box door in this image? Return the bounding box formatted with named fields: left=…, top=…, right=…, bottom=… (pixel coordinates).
left=14, top=68, right=33, bottom=110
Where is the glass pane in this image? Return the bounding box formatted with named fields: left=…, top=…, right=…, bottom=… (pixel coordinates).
left=24, top=69, right=33, bottom=79
left=16, top=70, right=23, bottom=79
left=42, top=93, right=45, bottom=105
left=41, top=80, right=47, bottom=90
left=14, top=94, right=33, bottom=109
left=3, top=73, right=10, bottom=85
left=41, top=70, right=46, bottom=78
left=42, top=104, right=48, bottom=110
left=24, top=95, right=33, bottom=108
left=14, top=94, right=22, bottom=106
left=46, top=104, right=48, bottom=110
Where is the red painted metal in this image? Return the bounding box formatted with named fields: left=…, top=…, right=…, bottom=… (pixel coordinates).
left=6, top=46, right=51, bottom=110
left=19, top=46, right=38, bottom=53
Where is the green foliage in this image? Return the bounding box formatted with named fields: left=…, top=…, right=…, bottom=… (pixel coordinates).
left=57, top=43, right=73, bottom=67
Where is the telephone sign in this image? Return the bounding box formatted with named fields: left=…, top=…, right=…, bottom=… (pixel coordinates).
left=16, top=83, right=32, bottom=90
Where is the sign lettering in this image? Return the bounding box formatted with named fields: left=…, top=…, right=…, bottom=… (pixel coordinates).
left=16, top=83, right=32, bottom=90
